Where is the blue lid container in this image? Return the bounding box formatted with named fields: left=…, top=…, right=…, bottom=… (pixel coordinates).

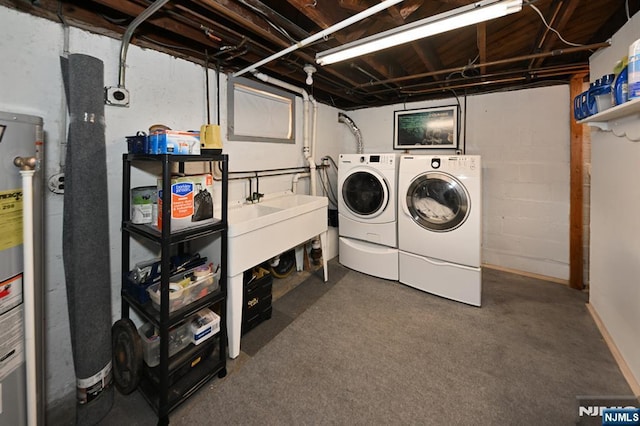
left=614, top=67, right=628, bottom=105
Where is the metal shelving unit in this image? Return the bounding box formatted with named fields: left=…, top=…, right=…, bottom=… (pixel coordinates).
left=120, top=153, right=228, bottom=425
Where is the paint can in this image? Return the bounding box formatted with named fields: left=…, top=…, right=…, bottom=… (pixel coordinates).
left=131, top=186, right=157, bottom=224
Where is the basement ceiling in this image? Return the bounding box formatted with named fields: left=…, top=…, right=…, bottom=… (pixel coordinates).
left=3, top=0, right=638, bottom=110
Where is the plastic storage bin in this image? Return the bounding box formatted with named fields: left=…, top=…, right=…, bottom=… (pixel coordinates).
left=147, top=268, right=220, bottom=313
left=138, top=321, right=191, bottom=367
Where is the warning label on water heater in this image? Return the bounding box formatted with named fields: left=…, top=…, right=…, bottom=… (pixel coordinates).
left=0, top=188, right=23, bottom=251
left=0, top=304, right=25, bottom=382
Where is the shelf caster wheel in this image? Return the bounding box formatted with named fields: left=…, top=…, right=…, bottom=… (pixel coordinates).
left=218, top=368, right=227, bottom=378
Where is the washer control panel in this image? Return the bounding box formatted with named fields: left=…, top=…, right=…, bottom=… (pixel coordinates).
left=356, top=154, right=396, bottom=166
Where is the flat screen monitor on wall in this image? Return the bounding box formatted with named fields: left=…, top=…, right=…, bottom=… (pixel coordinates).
left=393, top=105, right=459, bottom=150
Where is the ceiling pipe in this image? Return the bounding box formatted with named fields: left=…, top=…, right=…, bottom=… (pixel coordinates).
left=233, top=0, right=403, bottom=77
left=119, top=0, right=170, bottom=88
left=354, top=41, right=611, bottom=89
left=365, top=63, right=589, bottom=96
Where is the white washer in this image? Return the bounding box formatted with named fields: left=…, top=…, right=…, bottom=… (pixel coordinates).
left=398, top=155, right=482, bottom=306
left=338, top=153, right=399, bottom=280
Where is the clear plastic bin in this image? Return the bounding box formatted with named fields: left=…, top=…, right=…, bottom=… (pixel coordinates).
left=147, top=269, right=220, bottom=313
left=138, top=321, right=191, bottom=367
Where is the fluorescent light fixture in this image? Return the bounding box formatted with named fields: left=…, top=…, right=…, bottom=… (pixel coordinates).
left=316, top=0, right=523, bottom=66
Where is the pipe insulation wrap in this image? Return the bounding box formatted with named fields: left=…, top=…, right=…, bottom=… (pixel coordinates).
left=60, top=53, right=113, bottom=425
left=338, top=113, right=363, bottom=154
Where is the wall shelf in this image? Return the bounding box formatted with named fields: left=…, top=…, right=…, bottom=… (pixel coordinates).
left=578, top=97, right=640, bottom=141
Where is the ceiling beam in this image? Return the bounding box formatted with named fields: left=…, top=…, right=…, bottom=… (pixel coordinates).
left=90, top=0, right=215, bottom=47
left=353, top=42, right=608, bottom=89
left=477, top=22, right=487, bottom=75
left=193, top=0, right=366, bottom=94
left=528, top=0, right=581, bottom=69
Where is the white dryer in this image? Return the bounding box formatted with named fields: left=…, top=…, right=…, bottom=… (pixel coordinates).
left=398, top=155, right=482, bottom=306
left=338, top=153, right=399, bottom=280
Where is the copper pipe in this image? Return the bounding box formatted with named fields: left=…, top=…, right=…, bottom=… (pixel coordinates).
left=397, top=65, right=589, bottom=95
left=362, top=63, right=589, bottom=96
left=355, top=41, right=610, bottom=89
left=400, top=77, right=527, bottom=95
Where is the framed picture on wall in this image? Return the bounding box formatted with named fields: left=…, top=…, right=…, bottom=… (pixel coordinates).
left=393, top=105, right=458, bottom=150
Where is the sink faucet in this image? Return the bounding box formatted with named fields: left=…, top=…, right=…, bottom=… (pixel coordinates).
left=246, top=173, right=264, bottom=203
left=247, top=191, right=264, bottom=203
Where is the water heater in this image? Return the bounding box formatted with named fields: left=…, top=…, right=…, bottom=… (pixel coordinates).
left=0, top=111, right=45, bottom=425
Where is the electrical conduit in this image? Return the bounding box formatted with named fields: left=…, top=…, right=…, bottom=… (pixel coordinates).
left=119, top=0, right=170, bottom=88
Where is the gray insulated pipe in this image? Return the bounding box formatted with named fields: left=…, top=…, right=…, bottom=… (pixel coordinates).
left=338, top=113, right=363, bottom=154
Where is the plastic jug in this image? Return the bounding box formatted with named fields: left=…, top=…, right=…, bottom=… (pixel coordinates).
left=629, top=38, right=640, bottom=100
left=573, top=94, right=584, bottom=120
left=584, top=82, right=598, bottom=117
left=614, top=66, right=628, bottom=105
left=593, top=75, right=614, bottom=113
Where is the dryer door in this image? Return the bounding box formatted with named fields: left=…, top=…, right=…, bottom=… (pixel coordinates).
left=405, top=171, right=469, bottom=232
left=341, top=169, right=389, bottom=219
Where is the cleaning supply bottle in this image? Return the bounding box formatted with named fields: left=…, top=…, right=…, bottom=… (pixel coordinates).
left=614, top=66, right=628, bottom=105
left=629, top=38, right=640, bottom=100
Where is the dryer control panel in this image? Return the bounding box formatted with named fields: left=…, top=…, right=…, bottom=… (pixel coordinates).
left=447, top=156, right=478, bottom=171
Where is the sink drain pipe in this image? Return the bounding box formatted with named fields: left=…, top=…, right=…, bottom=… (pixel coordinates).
left=251, top=72, right=324, bottom=269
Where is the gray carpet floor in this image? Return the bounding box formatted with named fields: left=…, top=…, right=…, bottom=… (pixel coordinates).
left=96, top=261, right=634, bottom=425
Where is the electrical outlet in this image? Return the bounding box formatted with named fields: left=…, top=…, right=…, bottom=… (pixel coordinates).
left=105, top=86, right=130, bottom=107
left=48, top=173, right=65, bottom=194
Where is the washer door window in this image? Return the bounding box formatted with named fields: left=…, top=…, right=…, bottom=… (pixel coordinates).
left=406, top=172, right=469, bottom=232
left=342, top=171, right=389, bottom=218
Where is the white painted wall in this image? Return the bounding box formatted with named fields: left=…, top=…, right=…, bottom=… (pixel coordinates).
left=0, top=7, right=343, bottom=409
left=588, top=12, right=640, bottom=389
left=348, top=87, right=571, bottom=280
left=467, top=86, right=570, bottom=279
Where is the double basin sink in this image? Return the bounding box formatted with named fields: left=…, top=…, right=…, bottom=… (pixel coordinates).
left=226, top=192, right=328, bottom=276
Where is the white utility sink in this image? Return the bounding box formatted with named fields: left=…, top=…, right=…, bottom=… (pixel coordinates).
left=227, top=204, right=282, bottom=228
left=227, top=193, right=326, bottom=239
left=226, top=192, right=329, bottom=359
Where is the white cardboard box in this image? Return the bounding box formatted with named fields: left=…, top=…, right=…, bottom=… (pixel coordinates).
left=189, top=308, right=220, bottom=345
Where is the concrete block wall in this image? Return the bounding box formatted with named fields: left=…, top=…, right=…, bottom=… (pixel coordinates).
left=348, top=86, right=572, bottom=281
left=466, top=86, right=571, bottom=280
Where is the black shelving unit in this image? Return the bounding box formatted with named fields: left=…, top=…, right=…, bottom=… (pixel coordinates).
left=120, top=153, right=228, bottom=425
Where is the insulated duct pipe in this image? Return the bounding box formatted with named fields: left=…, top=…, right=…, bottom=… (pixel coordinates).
left=251, top=71, right=318, bottom=196
left=338, top=113, right=363, bottom=154
left=118, top=0, right=170, bottom=88
left=233, top=0, right=403, bottom=77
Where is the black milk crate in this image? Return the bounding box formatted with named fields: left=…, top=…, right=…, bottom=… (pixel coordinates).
left=242, top=267, right=273, bottom=335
